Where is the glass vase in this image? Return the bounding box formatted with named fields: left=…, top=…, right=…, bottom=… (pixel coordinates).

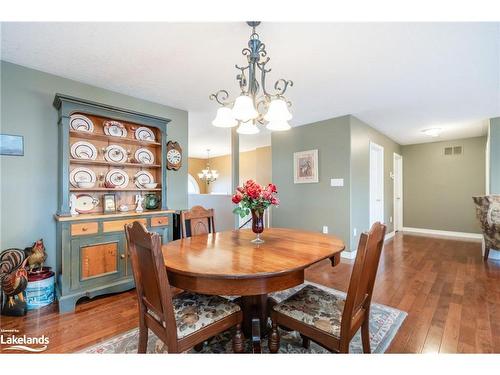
left=251, top=209, right=265, bottom=244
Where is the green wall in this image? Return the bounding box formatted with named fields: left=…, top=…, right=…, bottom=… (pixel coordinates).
left=350, top=116, right=401, bottom=250
left=271, top=116, right=352, bottom=247
left=401, top=136, right=486, bottom=233
left=489, top=117, right=500, bottom=194
left=0, top=61, right=188, bottom=269
left=271, top=115, right=401, bottom=252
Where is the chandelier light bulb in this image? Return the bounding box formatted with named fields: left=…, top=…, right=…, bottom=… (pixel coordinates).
left=266, top=120, right=292, bottom=132
left=264, top=98, right=292, bottom=122
left=232, top=95, right=258, bottom=122
left=212, top=107, right=238, bottom=128
left=237, top=120, right=260, bottom=135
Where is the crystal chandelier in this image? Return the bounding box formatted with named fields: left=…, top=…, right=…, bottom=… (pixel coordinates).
left=198, top=149, right=219, bottom=184
left=210, top=22, right=294, bottom=134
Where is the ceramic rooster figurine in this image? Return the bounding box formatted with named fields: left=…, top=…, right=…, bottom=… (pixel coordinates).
left=0, top=248, right=28, bottom=316
left=24, top=238, right=47, bottom=273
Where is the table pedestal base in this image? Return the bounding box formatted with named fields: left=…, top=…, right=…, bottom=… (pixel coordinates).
left=238, top=294, right=269, bottom=352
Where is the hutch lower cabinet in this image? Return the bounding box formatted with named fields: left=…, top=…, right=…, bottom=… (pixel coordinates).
left=53, top=94, right=174, bottom=313
left=55, top=212, right=173, bottom=313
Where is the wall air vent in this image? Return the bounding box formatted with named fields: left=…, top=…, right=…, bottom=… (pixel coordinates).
left=443, top=145, right=463, bottom=156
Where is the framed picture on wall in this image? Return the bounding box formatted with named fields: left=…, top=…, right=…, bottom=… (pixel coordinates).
left=294, top=149, right=319, bottom=184
left=0, top=134, right=24, bottom=156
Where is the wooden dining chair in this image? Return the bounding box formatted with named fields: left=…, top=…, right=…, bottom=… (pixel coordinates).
left=180, top=205, right=215, bottom=238
left=125, top=221, right=244, bottom=353
left=268, top=222, right=387, bottom=353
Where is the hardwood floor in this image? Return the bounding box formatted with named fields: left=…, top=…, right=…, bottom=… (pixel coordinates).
left=1, top=233, right=499, bottom=353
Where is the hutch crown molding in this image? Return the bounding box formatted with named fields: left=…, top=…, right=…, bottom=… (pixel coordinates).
left=53, top=94, right=174, bottom=313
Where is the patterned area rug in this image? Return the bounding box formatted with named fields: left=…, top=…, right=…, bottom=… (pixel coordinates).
left=83, top=282, right=407, bottom=354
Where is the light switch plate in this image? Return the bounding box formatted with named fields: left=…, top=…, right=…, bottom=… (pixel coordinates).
left=330, top=178, right=344, bottom=187
left=322, top=226, right=328, bottom=234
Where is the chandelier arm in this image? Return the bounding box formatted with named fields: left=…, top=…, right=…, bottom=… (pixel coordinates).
left=273, top=79, right=294, bottom=97
left=209, top=90, right=232, bottom=106
left=257, top=59, right=272, bottom=97
left=235, top=64, right=249, bottom=94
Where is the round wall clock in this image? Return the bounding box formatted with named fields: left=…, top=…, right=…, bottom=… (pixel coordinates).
left=166, top=141, right=182, bottom=171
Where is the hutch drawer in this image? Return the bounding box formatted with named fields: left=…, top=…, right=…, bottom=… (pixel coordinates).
left=71, top=222, right=99, bottom=236
left=151, top=216, right=169, bottom=227
left=103, top=218, right=147, bottom=233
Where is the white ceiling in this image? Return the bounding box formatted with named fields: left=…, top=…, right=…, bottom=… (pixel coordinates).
left=2, top=22, right=499, bottom=157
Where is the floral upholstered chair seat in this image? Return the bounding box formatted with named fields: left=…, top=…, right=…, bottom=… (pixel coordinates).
left=273, top=284, right=345, bottom=337
left=149, top=292, right=241, bottom=339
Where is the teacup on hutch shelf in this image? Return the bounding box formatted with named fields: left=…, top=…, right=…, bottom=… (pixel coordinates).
left=143, top=183, right=158, bottom=189
left=118, top=204, right=129, bottom=212
left=77, top=181, right=95, bottom=189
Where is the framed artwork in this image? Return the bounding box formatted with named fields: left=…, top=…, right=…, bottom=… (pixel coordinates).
left=103, top=194, right=116, bottom=214
left=0, top=134, right=24, bottom=156
left=294, top=149, right=319, bottom=184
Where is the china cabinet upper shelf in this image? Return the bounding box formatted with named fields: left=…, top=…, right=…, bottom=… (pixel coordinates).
left=70, top=159, right=161, bottom=168
left=69, top=130, right=162, bottom=147
left=69, top=188, right=162, bottom=192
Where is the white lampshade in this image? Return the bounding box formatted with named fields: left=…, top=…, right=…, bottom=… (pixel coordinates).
left=232, top=95, right=258, bottom=121
left=212, top=107, right=238, bottom=128
left=266, top=120, right=291, bottom=131
left=237, top=120, right=260, bottom=135
left=264, top=98, right=292, bottom=122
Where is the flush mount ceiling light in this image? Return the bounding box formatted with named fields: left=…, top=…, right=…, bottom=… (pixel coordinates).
left=210, top=21, right=294, bottom=133
left=422, top=128, right=442, bottom=137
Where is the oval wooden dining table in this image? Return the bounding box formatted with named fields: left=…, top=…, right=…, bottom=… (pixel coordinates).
left=162, top=228, right=345, bottom=345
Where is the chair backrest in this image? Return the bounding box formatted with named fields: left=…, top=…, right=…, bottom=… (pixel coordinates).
left=180, top=205, right=215, bottom=238
left=125, top=221, right=177, bottom=340
left=341, top=222, right=387, bottom=338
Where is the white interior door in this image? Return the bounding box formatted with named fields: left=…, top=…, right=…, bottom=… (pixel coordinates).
left=393, top=153, right=403, bottom=231
left=370, top=142, right=384, bottom=225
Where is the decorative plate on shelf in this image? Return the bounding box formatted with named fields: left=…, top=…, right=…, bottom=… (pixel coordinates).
left=135, top=127, right=155, bottom=142
left=134, top=171, right=155, bottom=189
left=105, top=169, right=129, bottom=189
left=74, top=194, right=99, bottom=213
left=70, top=114, right=94, bottom=133
left=70, top=167, right=97, bottom=188
left=134, top=148, right=154, bottom=164
left=103, top=120, right=127, bottom=138
left=70, top=141, right=97, bottom=160
left=104, top=144, right=128, bottom=163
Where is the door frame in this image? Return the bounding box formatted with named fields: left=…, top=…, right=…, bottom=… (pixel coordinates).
left=369, top=141, right=384, bottom=225
left=393, top=153, right=403, bottom=231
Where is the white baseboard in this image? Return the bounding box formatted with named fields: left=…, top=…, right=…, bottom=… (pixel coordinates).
left=341, top=231, right=396, bottom=260
left=385, top=231, right=395, bottom=240
left=402, top=227, right=482, bottom=240
left=341, top=250, right=357, bottom=259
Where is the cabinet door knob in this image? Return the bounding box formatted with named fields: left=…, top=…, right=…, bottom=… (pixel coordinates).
left=120, top=254, right=126, bottom=259
left=82, top=227, right=88, bottom=231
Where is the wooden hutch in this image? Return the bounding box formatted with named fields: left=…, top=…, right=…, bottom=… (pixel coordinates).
left=53, top=94, right=174, bottom=313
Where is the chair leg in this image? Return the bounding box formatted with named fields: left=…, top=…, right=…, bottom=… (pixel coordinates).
left=484, top=241, right=491, bottom=261
left=361, top=320, right=371, bottom=354
left=138, top=324, right=148, bottom=354
left=300, top=334, right=310, bottom=349
left=232, top=324, right=244, bottom=353
left=268, top=321, right=280, bottom=353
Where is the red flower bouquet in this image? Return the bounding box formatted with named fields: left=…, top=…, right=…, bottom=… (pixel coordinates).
left=232, top=180, right=279, bottom=243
